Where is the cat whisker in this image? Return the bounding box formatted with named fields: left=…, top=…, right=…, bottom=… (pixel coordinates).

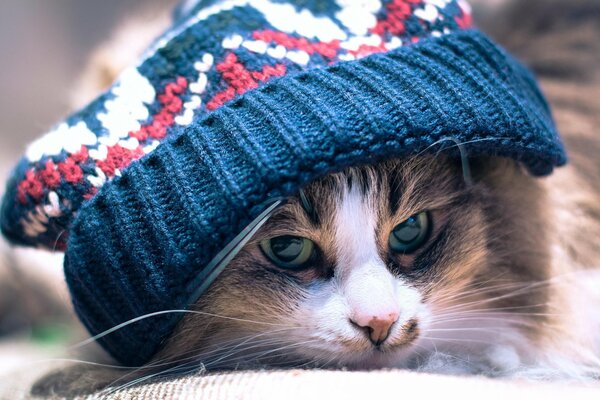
left=434, top=285, right=551, bottom=311
left=431, top=281, right=546, bottom=304
left=70, top=310, right=295, bottom=350
left=204, top=338, right=322, bottom=368
left=200, top=329, right=303, bottom=358
left=411, top=343, right=480, bottom=371
left=149, top=328, right=304, bottom=371
left=5, top=358, right=140, bottom=371
left=72, top=328, right=307, bottom=391
left=104, top=337, right=312, bottom=394
left=200, top=337, right=305, bottom=368
left=434, top=304, right=554, bottom=316
left=419, top=336, right=501, bottom=345
left=432, top=274, right=547, bottom=295
left=102, top=360, right=205, bottom=397
left=415, top=137, right=509, bottom=159
left=428, top=316, right=539, bottom=328
left=317, top=351, right=347, bottom=369
left=426, top=327, right=526, bottom=333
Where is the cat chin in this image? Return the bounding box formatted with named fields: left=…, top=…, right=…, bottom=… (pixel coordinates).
left=301, top=341, right=509, bottom=372
left=300, top=343, right=419, bottom=371
left=346, top=351, right=416, bottom=370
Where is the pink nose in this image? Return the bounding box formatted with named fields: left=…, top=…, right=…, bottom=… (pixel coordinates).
left=351, top=312, right=399, bottom=345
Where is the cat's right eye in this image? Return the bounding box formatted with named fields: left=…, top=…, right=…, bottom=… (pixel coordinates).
left=260, top=235, right=316, bottom=270
left=389, top=211, right=430, bottom=254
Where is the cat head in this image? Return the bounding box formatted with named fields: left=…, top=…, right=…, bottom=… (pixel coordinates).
left=157, top=156, right=551, bottom=370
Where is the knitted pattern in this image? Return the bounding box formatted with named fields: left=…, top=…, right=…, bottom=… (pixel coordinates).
left=2, top=0, right=474, bottom=251
left=1, top=0, right=566, bottom=365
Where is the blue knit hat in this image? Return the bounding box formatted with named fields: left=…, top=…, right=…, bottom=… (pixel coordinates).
left=1, top=0, right=565, bottom=365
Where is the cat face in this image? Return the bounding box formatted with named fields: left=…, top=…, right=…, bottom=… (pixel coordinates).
left=159, top=156, right=550, bottom=371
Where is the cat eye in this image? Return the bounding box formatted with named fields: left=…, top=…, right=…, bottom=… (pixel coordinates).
left=389, top=212, right=430, bottom=254
left=260, top=235, right=316, bottom=269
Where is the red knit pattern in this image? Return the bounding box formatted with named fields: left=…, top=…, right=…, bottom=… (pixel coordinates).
left=206, top=53, right=286, bottom=111
left=252, top=30, right=341, bottom=58
left=17, top=147, right=91, bottom=203
left=17, top=171, right=44, bottom=203
left=16, top=78, right=189, bottom=205
left=349, top=43, right=389, bottom=58
left=91, top=77, right=190, bottom=180
left=70, top=146, right=89, bottom=164
left=58, top=158, right=84, bottom=184
left=455, top=6, right=472, bottom=29
left=371, top=0, right=423, bottom=36
left=96, top=145, right=145, bottom=178
left=83, top=187, right=98, bottom=200
left=129, top=77, right=188, bottom=141
left=39, top=160, right=61, bottom=189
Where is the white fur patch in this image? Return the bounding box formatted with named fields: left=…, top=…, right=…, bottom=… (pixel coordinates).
left=289, top=183, right=424, bottom=368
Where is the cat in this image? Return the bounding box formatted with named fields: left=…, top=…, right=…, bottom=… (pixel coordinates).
left=150, top=152, right=599, bottom=377
left=28, top=0, right=600, bottom=392
left=150, top=0, right=600, bottom=378
left=157, top=155, right=557, bottom=373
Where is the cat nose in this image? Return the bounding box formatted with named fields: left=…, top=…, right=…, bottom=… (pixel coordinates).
left=351, top=311, right=399, bottom=345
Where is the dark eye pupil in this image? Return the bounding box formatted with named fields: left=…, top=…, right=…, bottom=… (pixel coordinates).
left=393, top=217, right=422, bottom=243
left=271, top=236, right=303, bottom=262
left=389, top=212, right=430, bottom=254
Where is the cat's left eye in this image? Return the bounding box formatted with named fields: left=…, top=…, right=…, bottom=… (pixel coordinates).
left=389, top=211, right=430, bottom=254
left=260, top=236, right=316, bottom=270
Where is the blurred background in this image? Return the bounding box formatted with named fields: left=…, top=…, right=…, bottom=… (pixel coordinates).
left=0, top=0, right=176, bottom=376
left=0, top=0, right=176, bottom=177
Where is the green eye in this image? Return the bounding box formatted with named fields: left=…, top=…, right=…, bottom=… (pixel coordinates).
left=260, top=236, right=316, bottom=269
left=389, top=212, right=430, bottom=254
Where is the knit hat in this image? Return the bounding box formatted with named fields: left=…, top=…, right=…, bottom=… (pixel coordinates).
left=1, top=0, right=565, bottom=366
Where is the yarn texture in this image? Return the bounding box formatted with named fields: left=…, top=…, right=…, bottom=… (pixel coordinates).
left=1, top=0, right=566, bottom=365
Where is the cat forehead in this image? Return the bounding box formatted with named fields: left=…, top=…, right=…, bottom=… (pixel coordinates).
left=266, top=156, right=464, bottom=230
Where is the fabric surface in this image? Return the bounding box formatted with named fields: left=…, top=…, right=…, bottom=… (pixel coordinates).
left=2, top=367, right=600, bottom=400
left=0, top=0, right=566, bottom=366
